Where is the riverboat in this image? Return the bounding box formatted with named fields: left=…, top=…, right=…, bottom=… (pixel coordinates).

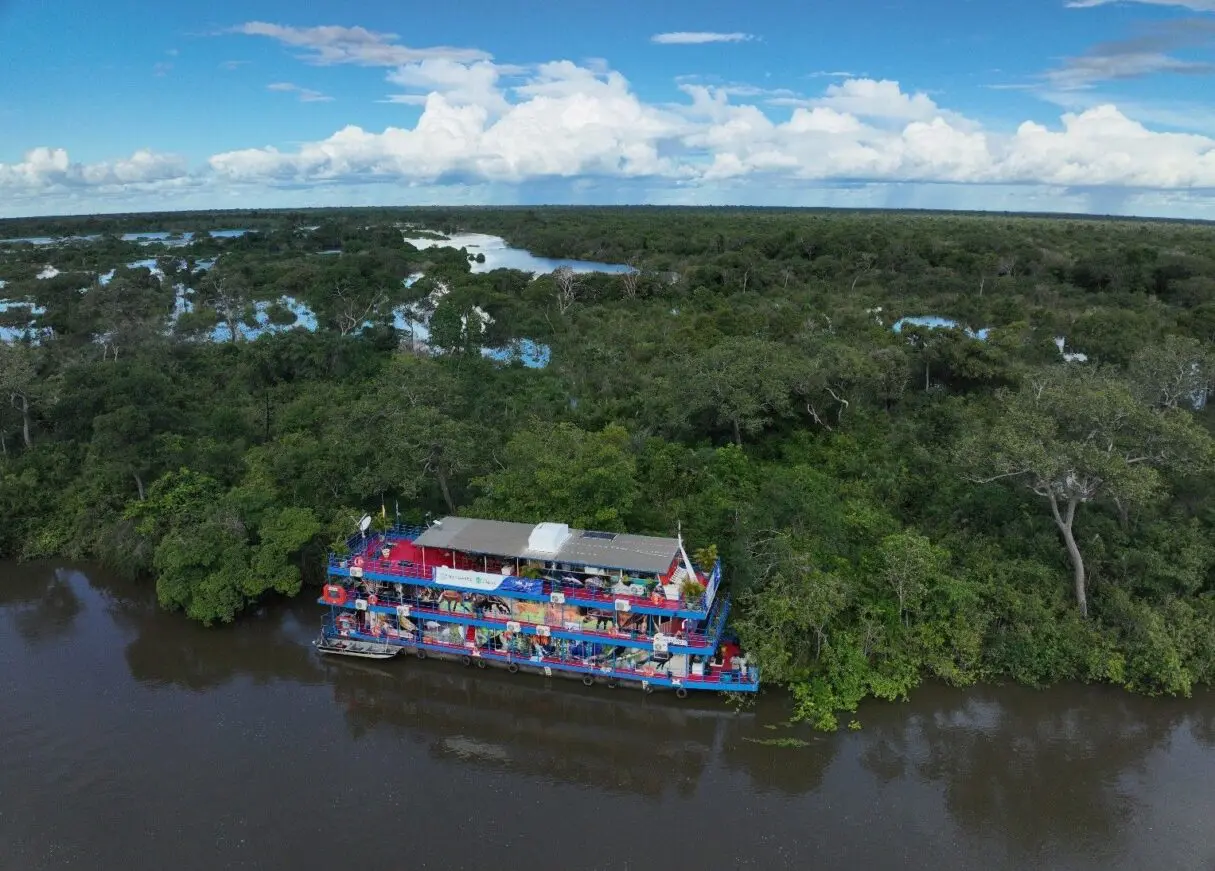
left=315, top=516, right=759, bottom=696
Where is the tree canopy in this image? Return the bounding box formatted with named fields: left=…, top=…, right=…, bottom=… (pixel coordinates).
left=2, top=205, right=1213, bottom=727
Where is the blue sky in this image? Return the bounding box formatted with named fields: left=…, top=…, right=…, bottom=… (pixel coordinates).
left=2, top=0, right=1215, bottom=217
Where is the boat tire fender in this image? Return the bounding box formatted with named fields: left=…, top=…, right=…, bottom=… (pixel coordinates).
left=675, top=687, right=689, bottom=699
left=507, top=662, right=519, bottom=674
left=415, top=649, right=427, bottom=660
left=476, top=659, right=488, bottom=669
left=460, top=655, right=472, bottom=667
left=606, top=678, right=617, bottom=689
left=582, top=675, right=595, bottom=687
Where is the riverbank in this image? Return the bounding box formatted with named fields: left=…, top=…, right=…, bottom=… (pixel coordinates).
left=3, top=207, right=1213, bottom=748
left=4, top=560, right=1214, bottom=871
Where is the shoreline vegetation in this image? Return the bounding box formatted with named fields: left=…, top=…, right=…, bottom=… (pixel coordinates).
left=2, top=206, right=1213, bottom=729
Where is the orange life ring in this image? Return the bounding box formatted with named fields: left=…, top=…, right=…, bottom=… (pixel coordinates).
left=322, top=584, right=347, bottom=606
left=368, top=594, right=378, bottom=606
left=353, top=556, right=365, bottom=568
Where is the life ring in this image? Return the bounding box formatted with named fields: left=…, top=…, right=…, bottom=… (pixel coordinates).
left=415, top=648, right=427, bottom=660
left=507, top=662, right=519, bottom=674
left=367, top=594, right=378, bottom=606
left=353, top=556, right=365, bottom=568
left=582, top=675, right=594, bottom=687
left=321, top=584, right=347, bottom=606
left=460, top=655, right=472, bottom=667
left=675, top=687, right=688, bottom=699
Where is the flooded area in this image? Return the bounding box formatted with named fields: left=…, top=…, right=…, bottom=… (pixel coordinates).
left=2, top=561, right=1214, bottom=870
left=403, top=232, right=635, bottom=275
left=0, top=229, right=625, bottom=359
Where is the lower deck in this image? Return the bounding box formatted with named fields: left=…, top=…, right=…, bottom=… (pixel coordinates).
left=320, top=612, right=759, bottom=694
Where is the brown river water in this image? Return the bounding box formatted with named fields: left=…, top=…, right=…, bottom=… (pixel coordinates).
left=3, top=562, right=1214, bottom=871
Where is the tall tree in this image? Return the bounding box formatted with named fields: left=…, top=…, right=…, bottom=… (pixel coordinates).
left=681, top=336, right=802, bottom=445
left=1129, top=334, right=1214, bottom=412
left=472, top=421, right=639, bottom=531
left=958, top=366, right=1213, bottom=616
left=0, top=342, right=40, bottom=448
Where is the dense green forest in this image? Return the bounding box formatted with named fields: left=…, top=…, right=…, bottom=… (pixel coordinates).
left=2, top=207, right=1214, bottom=728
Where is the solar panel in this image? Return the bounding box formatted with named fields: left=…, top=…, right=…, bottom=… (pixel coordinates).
left=580, top=531, right=618, bottom=541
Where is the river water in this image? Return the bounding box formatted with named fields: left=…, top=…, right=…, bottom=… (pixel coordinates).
left=3, top=562, right=1213, bottom=871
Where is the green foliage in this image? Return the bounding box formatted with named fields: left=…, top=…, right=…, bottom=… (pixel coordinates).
left=126, top=468, right=322, bottom=625
left=2, top=206, right=1214, bottom=727
left=471, top=421, right=639, bottom=530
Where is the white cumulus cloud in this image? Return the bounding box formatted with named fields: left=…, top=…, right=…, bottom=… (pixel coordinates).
left=6, top=53, right=1215, bottom=217
left=385, top=59, right=515, bottom=112
left=212, top=62, right=687, bottom=184
left=0, top=147, right=189, bottom=191
left=201, top=69, right=1215, bottom=191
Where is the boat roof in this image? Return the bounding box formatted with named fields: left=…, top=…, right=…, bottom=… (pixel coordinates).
left=412, top=516, right=680, bottom=575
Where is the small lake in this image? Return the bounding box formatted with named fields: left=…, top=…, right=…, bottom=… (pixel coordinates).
left=3, top=561, right=1214, bottom=871
left=0, top=229, right=251, bottom=246
left=404, top=232, right=635, bottom=276
left=893, top=315, right=992, bottom=341
left=2, top=231, right=630, bottom=365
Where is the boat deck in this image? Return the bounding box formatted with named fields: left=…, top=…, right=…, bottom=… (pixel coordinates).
left=331, top=531, right=717, bottom=618
left=319, top=592, right=731, bottom=654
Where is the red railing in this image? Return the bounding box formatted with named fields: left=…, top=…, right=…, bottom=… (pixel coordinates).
left=360, top=598, right=717, bottom=650
left=329, top=553, right=710, bottom=614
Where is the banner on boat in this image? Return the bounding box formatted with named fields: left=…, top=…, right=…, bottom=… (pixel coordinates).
left=433, top=566, right=508, bottom=591
left=431, top=566, right=544, bottom=595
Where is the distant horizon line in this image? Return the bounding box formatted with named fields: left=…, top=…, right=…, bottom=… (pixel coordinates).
left=2, top=203, right=1214, bottom=228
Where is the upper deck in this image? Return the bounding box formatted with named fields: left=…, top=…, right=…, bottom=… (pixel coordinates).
left=329, top=522, right=722, bottom=620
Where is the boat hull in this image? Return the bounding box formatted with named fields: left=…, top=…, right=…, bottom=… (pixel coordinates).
left=313, top=637, right=401, bottom=660
left=322, top=630, right=757, bottom=695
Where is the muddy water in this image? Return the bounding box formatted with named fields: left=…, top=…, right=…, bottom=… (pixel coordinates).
left=2, top=562, right=1213, bottom=870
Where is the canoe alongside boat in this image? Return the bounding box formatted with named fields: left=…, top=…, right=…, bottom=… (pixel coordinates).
left=313, top=634, right=401, bottom=660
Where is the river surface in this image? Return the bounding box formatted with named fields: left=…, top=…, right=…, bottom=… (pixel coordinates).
left=3, top=562, right=1214, bottom=871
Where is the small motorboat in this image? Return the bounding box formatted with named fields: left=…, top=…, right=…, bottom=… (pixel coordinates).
left=313, top=634, right=401, bottom=660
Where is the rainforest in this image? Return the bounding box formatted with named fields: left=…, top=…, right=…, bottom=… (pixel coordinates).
left=2, top=206, right=1213, bottom=729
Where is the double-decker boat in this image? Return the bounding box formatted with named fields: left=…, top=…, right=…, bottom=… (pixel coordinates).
left=314, top=516, right=759, bottom=695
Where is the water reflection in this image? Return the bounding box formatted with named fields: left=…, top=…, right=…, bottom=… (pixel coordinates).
left=0, top=563, right=83, bottom=645
left=329, top=660, right=739, bottom=798
left=856, top=687, right=1199, bottom=865
left=121, top=608, right=325, bottom=691
left=3, top=562, right=1214, bottom=871
left=719, top=729, right=838, bottom=796
left=84, top=569, right=326, bottom=690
